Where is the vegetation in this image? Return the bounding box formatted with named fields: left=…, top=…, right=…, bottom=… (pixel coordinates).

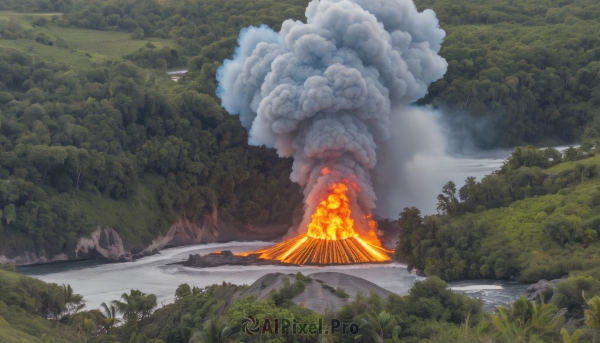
left=396, top=146, right=600, bottom=283
left=414, top=0, right=600, bottom=147
left=0, top=40, right=302, bottom=258
left=0, top=264, right=81, bottom=342
left=4, top=0, right=599, bottom=148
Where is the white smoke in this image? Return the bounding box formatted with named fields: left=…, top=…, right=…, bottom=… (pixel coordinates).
left=217, top=0, right=447, bottom=234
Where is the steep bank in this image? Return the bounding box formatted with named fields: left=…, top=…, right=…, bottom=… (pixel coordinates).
left=0, top=173, right=293, bottom=266
left=0, top=216, right=289, bottom=266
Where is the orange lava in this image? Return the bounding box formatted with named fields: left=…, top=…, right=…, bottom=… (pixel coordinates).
left=237, top=171, right=392, bottom=265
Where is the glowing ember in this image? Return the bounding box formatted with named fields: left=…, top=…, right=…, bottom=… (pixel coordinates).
left=237, top=174, right=392, bottom=265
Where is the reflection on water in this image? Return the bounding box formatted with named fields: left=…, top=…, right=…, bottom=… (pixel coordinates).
left=19, top=241, right=528, bottom=313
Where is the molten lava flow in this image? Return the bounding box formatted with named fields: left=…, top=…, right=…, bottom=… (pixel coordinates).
left=237, top=174, right=393, bottom=265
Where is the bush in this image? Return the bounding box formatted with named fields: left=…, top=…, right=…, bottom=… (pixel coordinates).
left=130, top=27, right=144, bottom=40
left=32, top=17, right=47, bottom=26
left=551, top=276, right=600, bottom=318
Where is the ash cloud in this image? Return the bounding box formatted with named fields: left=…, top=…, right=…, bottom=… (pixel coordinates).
left=217, top=0, right=447, bottom=234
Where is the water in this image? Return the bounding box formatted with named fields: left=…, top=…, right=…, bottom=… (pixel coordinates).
left=20, top=147, right=574, bottom=313
left=19, top=241, right=528, bottom=313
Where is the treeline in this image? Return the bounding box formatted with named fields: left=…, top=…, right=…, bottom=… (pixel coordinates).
left=0, top=46, right=302, bottom=257
left=415, top=0, right=600, bottom=147
left=57, top=0, right=308, bottom=56
left=0, top=0, right=71, bottom=13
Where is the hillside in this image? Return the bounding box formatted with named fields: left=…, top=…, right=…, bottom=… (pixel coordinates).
left=396, top=146, right=600, bottom=282
left=0, top=265, right=81, bottom=342
left=415, top=0, right=600, bottom=148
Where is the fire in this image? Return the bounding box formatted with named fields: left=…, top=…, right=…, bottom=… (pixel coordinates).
left=307, top=182, right=357, bottom=240
left=237, top=170, right=392, bottom=265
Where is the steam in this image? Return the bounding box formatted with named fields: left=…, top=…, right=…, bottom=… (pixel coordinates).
left=217, top=0, right=447, bottom=234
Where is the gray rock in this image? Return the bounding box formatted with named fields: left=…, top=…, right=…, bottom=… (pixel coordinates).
left=526, top=276, right=567, bottom=302
left=229, top=272, right=394, bottom=314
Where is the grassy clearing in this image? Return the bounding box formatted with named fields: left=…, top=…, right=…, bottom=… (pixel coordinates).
left=0, top=11, right=178, bottom=69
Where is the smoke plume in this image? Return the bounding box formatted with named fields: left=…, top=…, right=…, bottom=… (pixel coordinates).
left=217, top=0, right=447, bottom=235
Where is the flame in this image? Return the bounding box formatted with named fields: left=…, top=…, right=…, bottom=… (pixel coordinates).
left=307, top=182, right=357, bottom=240
left=236, top=172, right=392, bottom=265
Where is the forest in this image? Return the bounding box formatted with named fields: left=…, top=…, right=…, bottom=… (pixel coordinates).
left=0, top=0, right=598, bottom=258
left=3, top=0, right=599, bottom=147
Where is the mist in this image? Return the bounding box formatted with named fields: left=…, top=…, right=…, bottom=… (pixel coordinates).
left=373, top=106, right=506, bottom=217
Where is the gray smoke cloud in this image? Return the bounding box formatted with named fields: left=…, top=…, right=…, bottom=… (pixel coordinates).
left=217, top=0, right=447, bottom=235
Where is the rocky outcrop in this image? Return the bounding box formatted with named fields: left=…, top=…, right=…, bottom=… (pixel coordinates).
left=182, top=250, right=289, bottom=268
left=0, top=252, right=68, bottom=266
left=227, top=272, right=394, bottom=314
left=2, top=213, right=291, bottom=266
left=526, top=277, right=568, bottom=302
left=75, top=226, right=133, bottom=262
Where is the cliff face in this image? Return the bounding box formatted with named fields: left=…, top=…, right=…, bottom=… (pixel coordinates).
left=1, top=214, right=290, bottom=266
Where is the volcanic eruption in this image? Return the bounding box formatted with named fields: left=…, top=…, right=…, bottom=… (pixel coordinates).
left=217, top=0, right=447, bottom=264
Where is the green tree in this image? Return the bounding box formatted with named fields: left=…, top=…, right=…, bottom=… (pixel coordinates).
left=99, top=302, right=120, bottom=334
left=584, top=295, right=600, bottom=343
left=190, top=317, right=238, bottom=343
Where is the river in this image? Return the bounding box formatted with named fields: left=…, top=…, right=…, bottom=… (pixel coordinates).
left=20, top=147, right=575, bottom=313
left=18, top=241, right=528, bottom=313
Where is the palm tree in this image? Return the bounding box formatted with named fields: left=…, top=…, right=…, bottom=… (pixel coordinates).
left=189, top=317, right=238, bottom=343
left=584, top=295, right=600, bottom=343
left=560, top=328, right=582, bottom=343
left=111, top=289, right=157, bottom=324
left=488, top=296, right=565, bottom=343
left=73, top=312, right=97, bottom=343
left=99, top=302, right=121, bottom=334
left=356, top=311, right=401, bottom=343
left=61, top=284, right=85, bottom=317
left=138, top=293, right=158, bottom=320
left=111, top=289, right=142, bottom=323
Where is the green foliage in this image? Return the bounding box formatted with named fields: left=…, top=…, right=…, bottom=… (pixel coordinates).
left=189, top=317, right=238, bottom=343
left=414, top=0, right=600, bottom=147
left=335, top=287, right=349, bottom=300
left=487, top=296, right=565, bottom=343
left=0, top=44, right=301, bottom=258
left=270, top=277, right=306, bottom=306
left=112, top=289, right=157, bottom=324
left=60, top=0, right=308, bottom=56
left=0, top=268, right=80, bottom=342
left=551, top=276, right=600, bottom=318
left=398, top=151, right=600, bottom=282
left=583, top=295, right=600, bottom=343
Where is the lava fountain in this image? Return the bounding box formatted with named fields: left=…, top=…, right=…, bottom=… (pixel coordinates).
left=242, top=168, right=393, bottom=264
left=217, top=0, right=447, bottom=265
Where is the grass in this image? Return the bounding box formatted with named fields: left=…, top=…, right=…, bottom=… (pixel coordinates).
left=0, top=316, right=43, bottom=343
left=0, top=269, right=80, bottom=343
left=0, top=11, right=178, bottom=69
